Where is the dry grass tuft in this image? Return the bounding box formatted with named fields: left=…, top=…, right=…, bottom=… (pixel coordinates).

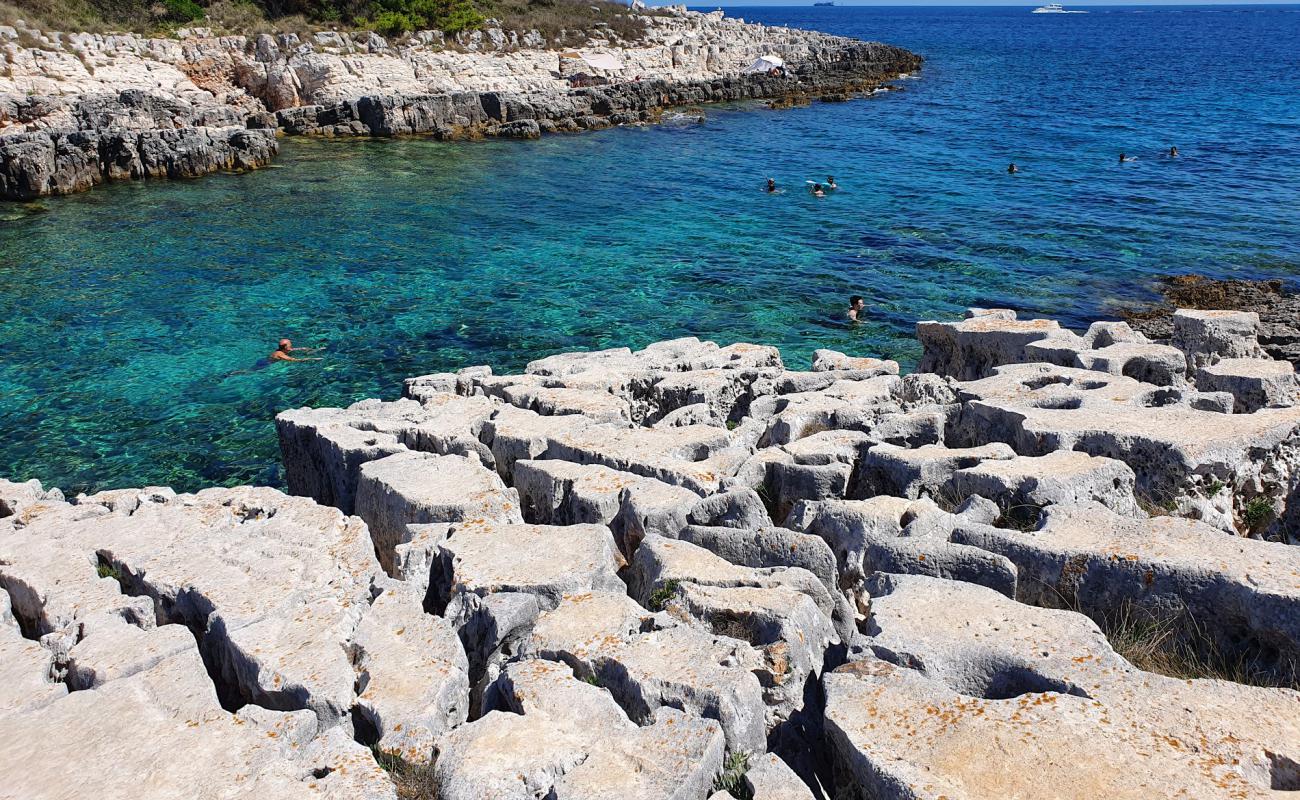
left=371, top=746, right=440, bottom=800
left=1100, top=603, right=1298, bottom=690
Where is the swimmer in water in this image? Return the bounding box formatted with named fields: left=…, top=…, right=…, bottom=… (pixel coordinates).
left=766, top=177, right=777, bottom=193
left=1007, top=163, right=1019, bottom=174
left=269, top=338, right=323, bottom=363
left=810, top=183, right=826, bottom=198
left=826, top=176, right=838, bottom=190
left=1119, top=152, right=1136, bottom=163
left=846, top=295, right=865, bottom=322
left=1168, top=145, right=1179, bottom=157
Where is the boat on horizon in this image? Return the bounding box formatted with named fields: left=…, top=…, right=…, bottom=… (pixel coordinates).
left=813, top=2, right=835, bottom=6
left=1032, top=3, right=1088, bottom=13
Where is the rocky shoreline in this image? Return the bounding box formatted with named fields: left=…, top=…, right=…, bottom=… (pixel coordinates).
left=2, top=305, right=1297, bottom=799
left=0, top=11, right=922, bottom=199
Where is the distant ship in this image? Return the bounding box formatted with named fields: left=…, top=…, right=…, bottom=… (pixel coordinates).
left=813, top=2, right=834, bottom=6
left=1032, top=3, right=1087, bottom=12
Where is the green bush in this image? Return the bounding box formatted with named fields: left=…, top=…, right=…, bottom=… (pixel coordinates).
left=1242, top=496, right=1274, bottom=532
left=366, top=0, right=481, bottom=34
left=164, top=0, right=205, bottom=21
left=647, top=579, right=680, bottom=612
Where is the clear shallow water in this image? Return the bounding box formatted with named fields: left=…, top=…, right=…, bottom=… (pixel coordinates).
left=2, top=5, right=1298, bottom=493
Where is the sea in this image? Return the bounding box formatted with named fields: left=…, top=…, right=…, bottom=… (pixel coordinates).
left=1, top=4, right=1297, bottom=493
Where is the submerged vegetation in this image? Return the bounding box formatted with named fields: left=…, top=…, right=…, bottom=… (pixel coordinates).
left=0, top=0, right=653, bottom=40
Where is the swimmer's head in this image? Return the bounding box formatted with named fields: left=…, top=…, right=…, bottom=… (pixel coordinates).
left=279, top=339, right=292, bottom=352
left=850, top=295, right=864, bottom=309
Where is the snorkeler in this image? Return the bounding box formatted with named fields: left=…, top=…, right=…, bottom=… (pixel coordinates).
left=846, top=295, right=865, bottom=322
left=810, top=183, right=826, bottom=198
left=826, top=176, right=838, bottom=190
left=269, top=339, right=323, bottom=363
left=1007, top=163, right=1020, bottom=174
left=766, top=178, right=778, bottom=193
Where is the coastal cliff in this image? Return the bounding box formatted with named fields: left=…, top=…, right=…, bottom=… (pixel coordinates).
left=1, top=306, right=1298, bottom=799
left=0, top=9, right=922, bottom=199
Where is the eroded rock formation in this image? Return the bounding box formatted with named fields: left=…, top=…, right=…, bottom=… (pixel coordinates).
left=2, top=305, right=1298, bottom=798
left=0, top=10, right=922, bottom=198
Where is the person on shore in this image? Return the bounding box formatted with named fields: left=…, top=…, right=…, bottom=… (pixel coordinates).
left=766, top=178, right=778, bottom=193
left=1007, top=162, right=1019, bottom=174
left=269, top=339, right=323, bottom=363
left=1168, top=145, right=1179, bottom=157
left=846, top=295, right=865, bottom=322
left=826, top=176, right=838, bottom=190
left=810, top=183, right=826, bottom=198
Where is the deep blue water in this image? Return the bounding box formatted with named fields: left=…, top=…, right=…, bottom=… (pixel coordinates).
left=1, top=5, right=1298, bottom=493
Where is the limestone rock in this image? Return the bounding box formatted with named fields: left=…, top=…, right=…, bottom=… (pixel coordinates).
left=355, top=450, right=523, bottom=572
left=1196, top=357, right=1299, bottom=413
left=947, top=450, right=1142, bottom=517
left=435, top=658, right=725, bottom=800
left=826, top=572, right=1300, bottom=800
left=350, top=583, right=470, bottom=763
left=951, top=501, right=1300, bottom=669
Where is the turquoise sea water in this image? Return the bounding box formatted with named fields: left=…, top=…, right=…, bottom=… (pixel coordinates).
left=2, top=5, right=1298, bottom=493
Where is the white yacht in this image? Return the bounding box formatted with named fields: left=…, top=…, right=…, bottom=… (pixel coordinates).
left=1032, top=3, right=1087, bottom=12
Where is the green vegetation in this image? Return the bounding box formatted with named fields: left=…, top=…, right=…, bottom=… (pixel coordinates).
left=95, top=561, right=122, bottom=581
left=370, top=745, right=439, bottom=800
left=647, top=578, right=680, bottom=612
left=1241, top=496, right=1275, bottom=533
left=1, top=0, right=652, bottom=41
left=711, top=751, right=752, bottom=800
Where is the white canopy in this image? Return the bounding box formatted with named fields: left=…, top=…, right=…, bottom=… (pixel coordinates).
left=743, top=55, right=785, bottom=74
left=564, top=50, right=624, bottom=72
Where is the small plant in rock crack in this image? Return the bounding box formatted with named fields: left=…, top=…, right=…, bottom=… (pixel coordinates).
left=1241, top=496, right=1275, bottom=533
left=370, top=744, right=439, bottom=800
left=647, top=579, right=680, bottom=612
left=711, top=751, right=752, bottom=799
left=994, top=501, right=1045, bottom=532
left=581, top=674, right=603, bottom=688
left=96, top=562, right=122, bottom=581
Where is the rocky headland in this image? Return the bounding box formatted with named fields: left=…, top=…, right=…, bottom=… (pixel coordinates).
left=2, top=305, right=1298, bottom=799
left=0, top=9, right=922, bottom=199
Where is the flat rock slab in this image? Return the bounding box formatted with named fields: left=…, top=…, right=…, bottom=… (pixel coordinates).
left=524, top=591, right=769, bottom=755
left=947, top=449, right=1141, bottom=517
left=0, top=634, right=395, bottom=800
left=2, top=486, right=383, bottom=728
left=350, top=583, right=469, bottom=763
left=954, top=361, right=1300, bottom=532
left=434, top=521, right=624, bottom=611
left=835, top=572, right=1300, bottom=799
left=952, top=501, right=1300, bottom=668
left=435, top=658, right=724, bottom=800
left=356, top=450, right=523, bottom=572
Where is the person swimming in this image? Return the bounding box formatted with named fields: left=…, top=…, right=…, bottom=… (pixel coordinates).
left=846, top=295, right=865, bottom=322
left=810, top=183, right=826, bottom=198
left=1007, top=163, right=1020, bottom=174
left=1168, top=145, right=1179, bottom=157
left=826, top=176, right=838, bottom=190
left=766, top=178, right=777, bottom=193
left=1119, top=152, right=1136, bottom=163
left=268, top=338, right=323, bottom=363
